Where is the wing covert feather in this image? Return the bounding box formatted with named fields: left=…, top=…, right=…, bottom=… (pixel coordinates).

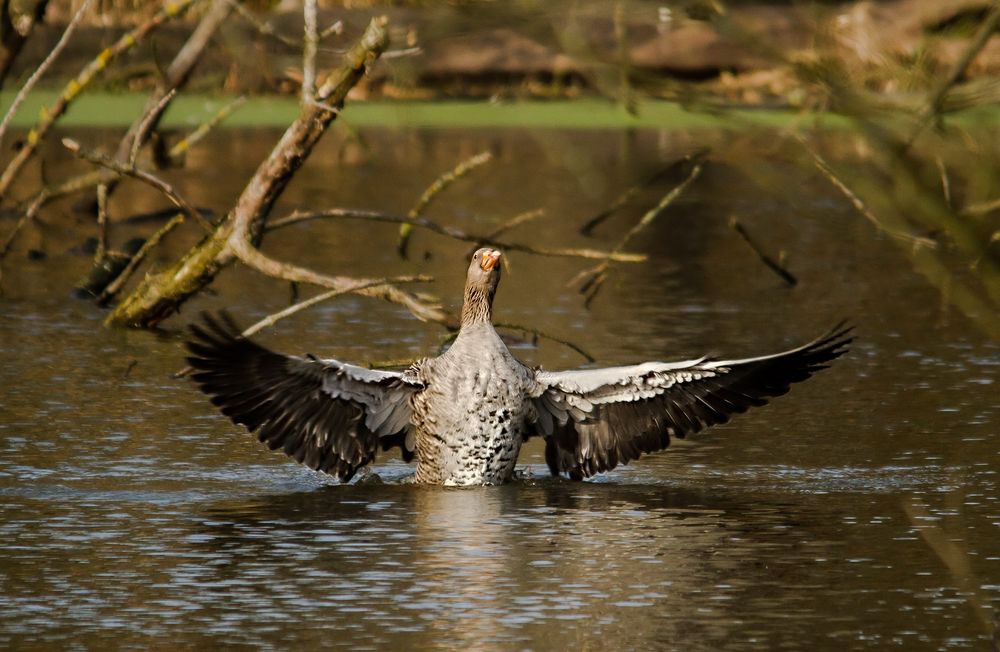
left=186, top=313, right=423, bottom=481
left=532, top=323, right=853, bottom=478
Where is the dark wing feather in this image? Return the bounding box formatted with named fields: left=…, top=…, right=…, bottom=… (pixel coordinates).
left=186, top=313, right=423, bottom=481
left=532, top=323, right=853, bottom=479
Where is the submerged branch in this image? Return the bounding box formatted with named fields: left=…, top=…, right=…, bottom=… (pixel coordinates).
left=729, top=217, right=797, bottom=287
left=98, top=213, right=185, bottom=303
left=572, top=155, right=704, bottom=306
left=495, top=322, right=595, bottom=363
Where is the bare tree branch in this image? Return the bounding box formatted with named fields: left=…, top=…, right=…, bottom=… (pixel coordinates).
left=62, top=138, right=211, bottom=231
left=463, top=208, right=544, bottom=258
left=0, top=0, right=197, bottom=199
left=0, top=0, right=89, bottom=151
left=398, top=150, right=493, bottom=258
left=908, top=2, right=1000, bottom=146
left=580, top=151, right=708, bottom=236
left=729, top=216, right=797, bottom=287
left=302, top=0, right=318, bottom=105
left=166, top=96, right=247, bottom=164
left=227, top=0, right=299, bottom=48
left=241, top=275, right=432, bottom=339
left=268, top=207, right=644, bottom=262
left=798, top=135, right=937, bottom=248
left=98, top=214, right=186, bottom=303
left=494, top=322, right=595, bottom=363
left=129, top=89, right=177, bottom=167
left=572, top=155, right=704, bottom=306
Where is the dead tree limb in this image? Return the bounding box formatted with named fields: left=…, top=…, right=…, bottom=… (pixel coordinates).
left=0, top=0, right=49, bottom=90
left=580, top=149, right=709, bottom=236
left=62, top=138, right=210, bottom=231
left=166, top=96, right=247, bottom=166
left=572, top=155, right=704, bottom=306
left=729, top=217, right=797, bottom=286
left=227, top=0, right=300, bottom=48
left=99, top=0, right=232, bottom=206
left=0, top=0, right=198, bottom=199
left=908, top=2, right=1000, bottom=147
left=397, top=150, right=493, bottom=258
left=0, top=0, right=85, bottom=150
left=302, top=0, right=318, bottom=104
left=106, top=17, right=449, bottom=330
left=494, top=322, right=595, bottom=363
left=242, top=275, right=432, bottom=338
left=11, top=94, right=245, bottom=224
left=268, top=207, right=644, bottom=262
left=98, top=214, right=185, bottom=303
left=463, top=208, right=544, bottom=258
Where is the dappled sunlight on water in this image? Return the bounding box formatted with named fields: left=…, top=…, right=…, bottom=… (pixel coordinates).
left=1, top=126, right=999, bottom=649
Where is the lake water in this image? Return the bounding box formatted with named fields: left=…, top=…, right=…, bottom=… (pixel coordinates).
left=1, top=122, right=998, bottom=650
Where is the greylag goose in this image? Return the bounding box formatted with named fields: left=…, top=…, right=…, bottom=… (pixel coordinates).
left=187, top=248, right=851, bottom=485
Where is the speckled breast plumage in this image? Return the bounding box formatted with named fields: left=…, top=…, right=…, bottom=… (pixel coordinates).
left=410, top=325, right=533, bottom=485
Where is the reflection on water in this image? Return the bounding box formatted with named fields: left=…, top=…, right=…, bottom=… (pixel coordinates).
left=1, top=126, right=999, bottom=649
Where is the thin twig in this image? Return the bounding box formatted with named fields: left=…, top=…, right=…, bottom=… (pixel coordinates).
left=62, top=138, right=211, bottom=231
left=268, top=207, right=644, bottom=262
left=242, top=275, right=431, bottom=339
left=174, top=276, right=432, bottom=378
left=0, top=0, right=196, bottom=198
left=962, top=196, right=1000, bottom=217
left=573, top=157, right=704, bottom=306
left=302, top=0, right=318, bottom=105
left=319, top=20, right=343, bottom=40
left=495, top=322, right=594, bottom=363
left=908, top=1, right=1000, bottom=146
left=227, top=0, right=300, bottom=48
left=580, top=150, right=709, bottom=236
left=0, top=188, right=47, bottom=264
left=98, top=213, right=185, bottom=303
left=936, top=156, right=952, bottom=210
left=130, top=88, right=177, bottom=167
left=398, top=150, right=493, bottom=258
left=96, top=183, right=110, bottom=259
left=167, top=96, right=247, bottom=163
left=381, top=46, right=422, bottom=59
left=0, top=0, right=92, bottom=152
left=798, top=135, right=937, bottom=248
left=463, top=208, right=544, bottom=258
left=729, top=216, right=797, bottom=286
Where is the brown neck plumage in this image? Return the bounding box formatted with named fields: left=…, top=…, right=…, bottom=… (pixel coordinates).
left=461, top=283, right=494, bottom=327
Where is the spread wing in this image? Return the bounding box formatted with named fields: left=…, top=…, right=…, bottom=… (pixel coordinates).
left=186, top=313, right=424, bottom=481
left=531, top=323, right=853, bottom=479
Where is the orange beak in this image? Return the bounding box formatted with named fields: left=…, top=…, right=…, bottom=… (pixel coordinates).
left=480, top=249, right=501, bottom=271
